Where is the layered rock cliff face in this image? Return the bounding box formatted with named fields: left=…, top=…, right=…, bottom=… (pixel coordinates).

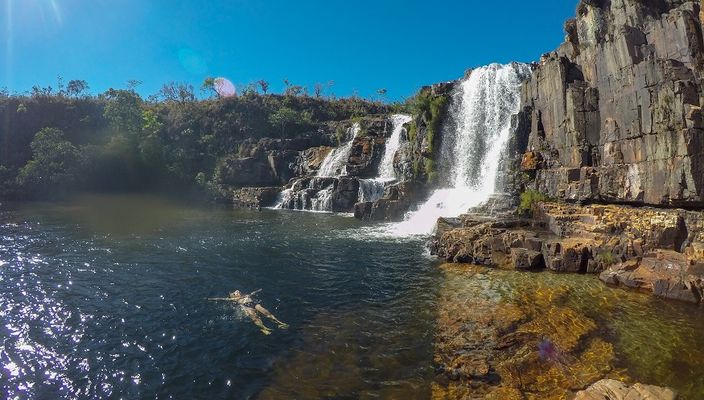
left=515, top=0, right=704, bottom=208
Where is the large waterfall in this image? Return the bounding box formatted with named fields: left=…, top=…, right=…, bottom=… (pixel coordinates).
left=392, top=63, right=531, bottom=235
left=358, top=114, right=412, bottom=203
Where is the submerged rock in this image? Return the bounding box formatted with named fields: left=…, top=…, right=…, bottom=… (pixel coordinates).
left=575, top=379, right=677, bottom=400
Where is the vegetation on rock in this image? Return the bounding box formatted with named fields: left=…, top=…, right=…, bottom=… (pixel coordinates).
left=0, top=83, right=389, bottom=200
left=518, top=189, right=549, bottom=216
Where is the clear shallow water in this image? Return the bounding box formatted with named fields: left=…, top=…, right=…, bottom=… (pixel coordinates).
left=0, top=194, right=438, bottom=399
left=438, top=265, right=704, bottom=399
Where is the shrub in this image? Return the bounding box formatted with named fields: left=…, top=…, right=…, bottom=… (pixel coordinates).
left=596, top=251, right=617, bottom=267
left=518, top=190, right=549, bottom=216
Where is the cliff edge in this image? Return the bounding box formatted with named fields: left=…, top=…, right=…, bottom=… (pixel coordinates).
left=515, top=0, right=704, bottom=208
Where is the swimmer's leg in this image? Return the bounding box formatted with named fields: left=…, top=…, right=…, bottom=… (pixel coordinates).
left=242, top=306, right=272, bottom=335
left=255, top=304, right=288, bottom=329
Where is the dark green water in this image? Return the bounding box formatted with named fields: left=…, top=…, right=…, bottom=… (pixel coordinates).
left=0, top=195, right=439, bottom=399
left=1, top=194, right=704, bottom=399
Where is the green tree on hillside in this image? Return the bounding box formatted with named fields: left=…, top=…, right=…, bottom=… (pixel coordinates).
left=268, top=107, right=311, bottom=138
left=102, top=89, right=143, bottom=134
left=66, top=80, right=89, bottom=97
left=17, top=128, right=85, bottom=197
left=201, top=77, right=217, bottom=98
left=258, top=80, right=269, bottom=94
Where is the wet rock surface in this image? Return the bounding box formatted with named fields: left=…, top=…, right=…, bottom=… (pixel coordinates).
left=277, top=176, right=361, bottom=213
left=354, top=181, right=426, bottom=221
left=230, top=187, right=280, bottom=209
left=432, top=201, right=704, bottom=304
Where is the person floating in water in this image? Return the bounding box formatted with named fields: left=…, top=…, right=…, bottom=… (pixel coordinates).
left=209, top=290, right=288, bottom=335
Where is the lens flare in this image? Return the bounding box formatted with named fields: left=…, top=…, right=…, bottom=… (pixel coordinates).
left=214, top=78, right=236, bottom=98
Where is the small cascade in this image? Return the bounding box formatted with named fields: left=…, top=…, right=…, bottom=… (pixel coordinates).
left=391, top=63, right=531, bottom=235
left=317, top=123, right=361, bottom=178
left=378, top=114, right=412, bottom=181
left=275, top=179, right=339, bottom=212
left=275, top=123, right=361, bottom=212
left=356, top=114, right=412, bottom=205
left=358, top=179, right=386, bottom=203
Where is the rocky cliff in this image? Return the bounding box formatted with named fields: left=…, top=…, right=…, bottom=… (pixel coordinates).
left=514, top=0, right=704, bottom=208
left=431, top=0, right=704, bottom=308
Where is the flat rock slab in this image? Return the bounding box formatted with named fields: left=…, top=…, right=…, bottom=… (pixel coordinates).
left=575, top=379, right=677, bottom=400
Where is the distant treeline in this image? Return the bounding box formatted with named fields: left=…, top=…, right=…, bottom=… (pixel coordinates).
left=0, top=81, right=396, bottom=200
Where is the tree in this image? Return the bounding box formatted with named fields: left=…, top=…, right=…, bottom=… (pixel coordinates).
left=327, top=81, right=335, bottom=98
left=158, top=82, right=196, bottom=104
left=17, top=128, right=85, bottom=197
left=268, top=107, right=311, bottom=138
left=127, top=80, right=142, bottom=91
left=284, top=80, right=304, bottom=97
left=201, top=77, right=217, bottom=98
left=31, top=85, right=53, bottom=98
left=139, top=109, right=165, bottom=167
left=102, top=89, right=143, bottom=134
left=258, top=80, right=269, bottom=94
left=57, top=75, right=65, bottom=96
left=241, top=83, right=257, bottom=97
left=314, top=83, right=324, bottom=98
left=376, top=88, right=388, bottom=103
left=66, top=80, right=89, bottom=97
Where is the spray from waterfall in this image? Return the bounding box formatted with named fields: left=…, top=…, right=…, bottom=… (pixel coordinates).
left=390, top=63, right=531, bottom=236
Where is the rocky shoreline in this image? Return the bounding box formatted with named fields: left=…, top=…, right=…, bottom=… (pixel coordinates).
left=431, top=198, right=704, bottom=305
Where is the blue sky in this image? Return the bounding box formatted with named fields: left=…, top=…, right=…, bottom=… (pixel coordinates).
left=1, top=0, right=578, bottom=101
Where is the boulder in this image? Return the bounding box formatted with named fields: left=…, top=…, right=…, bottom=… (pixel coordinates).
left=510, top=248, right=545, bottom=270
left=599, top=250, right=702, bottom=303
left=231, top=187, right=280, bottom=209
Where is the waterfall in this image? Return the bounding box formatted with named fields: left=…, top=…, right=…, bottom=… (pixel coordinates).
left=392, top=63, right=531, bottom=235
left=358, top=179, right=386, bottom=203
left=275, top=181, right=337, bottom=212
left=378, top=114, right=412, bottom=181
left=357, top=114, right=412, bottom=204
left=317, top=123, right=361, bottom=178
left=275, top=123, right=361, bottom=212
